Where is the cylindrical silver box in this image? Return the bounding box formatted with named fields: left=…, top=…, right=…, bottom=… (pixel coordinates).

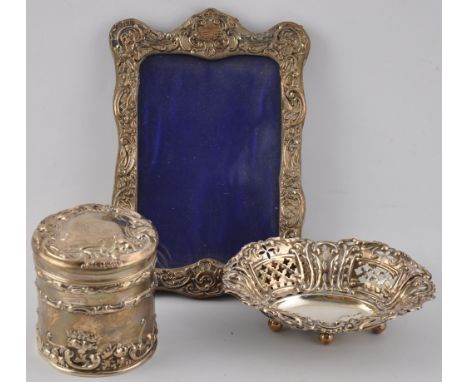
left=32, top=204, right=158, bottom=376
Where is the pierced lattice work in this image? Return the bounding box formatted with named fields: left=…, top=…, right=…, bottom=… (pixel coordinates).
left=255, top=256, right=301, bottom=290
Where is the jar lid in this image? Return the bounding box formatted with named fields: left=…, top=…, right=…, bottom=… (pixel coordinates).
left=32, top=204, right=158, bottom=283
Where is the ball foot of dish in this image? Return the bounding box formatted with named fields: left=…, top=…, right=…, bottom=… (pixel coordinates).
left=268, top=319, right=283, bottom=332
left=319, top=332, right=335, bottom=345
left=371, top=323, right=387, bottom=334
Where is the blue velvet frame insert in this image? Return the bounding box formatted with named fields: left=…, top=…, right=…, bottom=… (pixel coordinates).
left=137, top=54, right=281, bottom=268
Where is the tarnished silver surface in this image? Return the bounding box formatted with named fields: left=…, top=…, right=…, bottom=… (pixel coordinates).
left=32, top=204, right=159, bottom=375
left=223, top=237, right=435, bottom=338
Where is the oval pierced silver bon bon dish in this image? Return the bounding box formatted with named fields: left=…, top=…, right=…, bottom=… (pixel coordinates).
left=223, top=237, right=435, bottom=344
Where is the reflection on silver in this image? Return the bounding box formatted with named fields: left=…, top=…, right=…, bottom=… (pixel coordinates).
left=223, top=237, right=435, bottom=335
left=273, top=295, right=377, bottom=323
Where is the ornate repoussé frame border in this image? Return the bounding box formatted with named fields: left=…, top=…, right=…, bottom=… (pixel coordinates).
left=110, top=8, right=309, bottom=298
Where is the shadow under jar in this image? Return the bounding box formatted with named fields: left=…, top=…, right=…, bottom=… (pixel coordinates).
left=32, top=204, right=158, bottom=375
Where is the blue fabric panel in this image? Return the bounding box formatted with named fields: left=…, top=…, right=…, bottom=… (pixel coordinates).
left=137, top=54, right=281, bottom=267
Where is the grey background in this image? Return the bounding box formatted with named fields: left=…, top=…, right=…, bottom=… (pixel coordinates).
left=27, top=0, right=441, bottom=381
